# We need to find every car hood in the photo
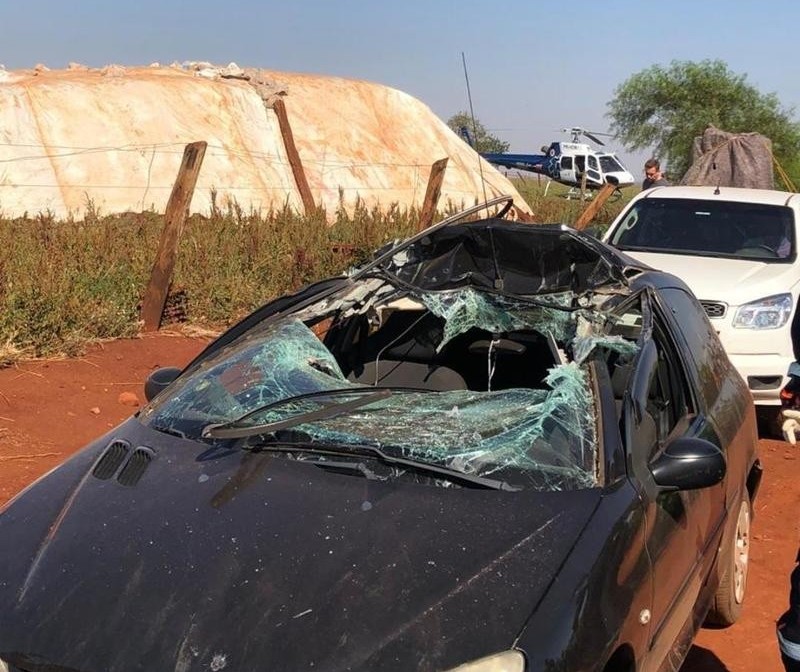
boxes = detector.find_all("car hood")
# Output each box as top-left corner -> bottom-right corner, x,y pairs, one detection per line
621,250 -> 799,304
0,419 -> 602,672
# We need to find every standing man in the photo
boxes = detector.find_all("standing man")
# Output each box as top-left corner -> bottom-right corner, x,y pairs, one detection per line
642,158 -> 670,190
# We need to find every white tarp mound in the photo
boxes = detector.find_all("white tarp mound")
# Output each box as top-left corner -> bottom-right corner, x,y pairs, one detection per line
0,63 -> 530,219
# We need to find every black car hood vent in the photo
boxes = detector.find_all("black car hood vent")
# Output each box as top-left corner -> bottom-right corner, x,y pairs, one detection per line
117,448 -> 154,486
91,440 -> 154,486
91,440 -> 130,480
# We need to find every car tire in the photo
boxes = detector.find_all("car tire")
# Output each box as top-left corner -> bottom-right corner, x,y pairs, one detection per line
706,497 -> 751,627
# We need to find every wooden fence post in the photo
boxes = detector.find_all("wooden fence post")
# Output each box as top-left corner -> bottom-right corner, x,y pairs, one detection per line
140,141 -> 207,332
573,182 -> 617,230
418,158 -> 448,231
272,97 -> 316,215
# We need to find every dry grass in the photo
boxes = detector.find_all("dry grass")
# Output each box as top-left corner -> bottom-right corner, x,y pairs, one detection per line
0,186 -> 631,365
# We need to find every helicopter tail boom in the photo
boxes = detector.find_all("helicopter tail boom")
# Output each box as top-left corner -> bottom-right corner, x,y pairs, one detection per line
480,153 -> 548,173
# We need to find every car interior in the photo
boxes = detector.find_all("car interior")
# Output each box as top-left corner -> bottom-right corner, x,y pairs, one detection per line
322,307 -> 561,394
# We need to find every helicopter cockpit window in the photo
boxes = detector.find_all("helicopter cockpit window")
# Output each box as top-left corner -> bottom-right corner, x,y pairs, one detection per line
599,155 -> 625,173
560,156 -> 574,170
588,155 -> 599,170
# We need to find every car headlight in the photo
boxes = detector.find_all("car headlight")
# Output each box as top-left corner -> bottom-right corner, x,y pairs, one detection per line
732,293 -> 793,329
444,650 -> 526,671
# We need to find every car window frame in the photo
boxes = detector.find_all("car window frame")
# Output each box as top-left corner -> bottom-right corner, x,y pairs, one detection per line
644,303 -> 697,456
620,289 -> 702,475
654,286 -> 730,411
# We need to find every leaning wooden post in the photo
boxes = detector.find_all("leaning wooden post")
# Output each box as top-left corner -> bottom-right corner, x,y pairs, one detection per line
140,141 -> 207,332
418,158 -> 449,231
272,97 -> 316,214
573,181 -> 617,230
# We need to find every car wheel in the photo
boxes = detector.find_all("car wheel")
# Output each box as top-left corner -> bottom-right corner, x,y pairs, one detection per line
706,497 -> 751,626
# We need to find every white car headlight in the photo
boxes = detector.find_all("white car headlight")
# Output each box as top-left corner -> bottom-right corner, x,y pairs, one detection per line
445,650 -> 526,671
732,293 -> 793,329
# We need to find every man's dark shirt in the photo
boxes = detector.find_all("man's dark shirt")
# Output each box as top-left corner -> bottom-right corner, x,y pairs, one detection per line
641,177 -> 670,190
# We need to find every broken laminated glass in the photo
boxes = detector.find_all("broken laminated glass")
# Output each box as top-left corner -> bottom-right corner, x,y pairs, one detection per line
242,371 -> 597,491
141,315 -> 612,492
420,289 -> 576,351
572,313 -> 640,365
141,318 -> 351,427
141,220 -> 638,492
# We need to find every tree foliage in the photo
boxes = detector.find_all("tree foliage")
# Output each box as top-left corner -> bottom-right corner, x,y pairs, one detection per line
447,112 -> 510,154
607,59 -> 800,180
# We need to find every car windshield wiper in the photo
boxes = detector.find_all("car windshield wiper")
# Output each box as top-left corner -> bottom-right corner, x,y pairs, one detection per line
202,386 -> 427,440
247,440 -> 521,491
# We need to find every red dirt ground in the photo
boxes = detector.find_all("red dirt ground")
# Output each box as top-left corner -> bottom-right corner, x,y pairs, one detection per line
1,333 -> 797,671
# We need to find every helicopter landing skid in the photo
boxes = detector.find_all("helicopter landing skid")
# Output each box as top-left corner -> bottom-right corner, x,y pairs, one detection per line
564,187 -> 592,201
563,186 -> 623,203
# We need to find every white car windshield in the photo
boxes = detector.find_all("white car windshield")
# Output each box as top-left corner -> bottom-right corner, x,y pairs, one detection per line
609,198 -> 795,261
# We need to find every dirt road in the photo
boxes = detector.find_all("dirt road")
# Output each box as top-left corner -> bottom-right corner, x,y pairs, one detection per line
0,333 -> 797,670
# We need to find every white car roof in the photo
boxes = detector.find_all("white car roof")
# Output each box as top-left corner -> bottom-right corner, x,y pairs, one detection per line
633,185 -> 800,207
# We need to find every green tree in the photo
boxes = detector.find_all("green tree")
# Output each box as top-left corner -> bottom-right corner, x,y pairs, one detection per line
447,112 -> 510,154
607,59 -> 800,181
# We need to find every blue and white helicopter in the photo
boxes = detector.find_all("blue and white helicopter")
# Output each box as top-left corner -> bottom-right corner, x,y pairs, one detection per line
463,126 -> 635,198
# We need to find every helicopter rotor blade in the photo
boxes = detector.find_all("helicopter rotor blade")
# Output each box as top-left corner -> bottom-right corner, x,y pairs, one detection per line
583,131 -> 605,146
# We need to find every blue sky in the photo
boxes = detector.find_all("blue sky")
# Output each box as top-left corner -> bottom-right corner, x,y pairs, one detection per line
4,0 -> 799,175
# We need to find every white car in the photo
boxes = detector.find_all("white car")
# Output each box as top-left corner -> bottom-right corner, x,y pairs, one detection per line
604,185 -> 800,406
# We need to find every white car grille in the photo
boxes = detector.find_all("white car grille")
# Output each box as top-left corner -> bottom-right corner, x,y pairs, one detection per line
700,301 -> 727,319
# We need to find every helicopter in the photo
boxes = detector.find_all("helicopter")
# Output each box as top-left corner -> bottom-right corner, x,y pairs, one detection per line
463,126 -> 636,199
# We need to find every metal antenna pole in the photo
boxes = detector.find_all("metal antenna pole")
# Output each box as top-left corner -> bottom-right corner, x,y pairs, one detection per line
462,52 -> 489,206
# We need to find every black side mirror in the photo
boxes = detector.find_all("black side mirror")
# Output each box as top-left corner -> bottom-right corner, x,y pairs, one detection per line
650,437 -> 726,491
144,366 -> 182,402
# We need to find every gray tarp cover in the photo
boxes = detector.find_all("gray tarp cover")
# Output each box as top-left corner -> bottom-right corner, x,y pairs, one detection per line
680,125 -> 774,189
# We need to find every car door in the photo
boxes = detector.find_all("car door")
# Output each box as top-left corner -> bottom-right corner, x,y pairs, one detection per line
587,154 -> 602,186
621,290 -> 726,669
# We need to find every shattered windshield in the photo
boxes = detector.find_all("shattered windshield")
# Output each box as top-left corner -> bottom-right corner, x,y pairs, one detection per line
140,220 -> 635,492
609,198 -> 796,261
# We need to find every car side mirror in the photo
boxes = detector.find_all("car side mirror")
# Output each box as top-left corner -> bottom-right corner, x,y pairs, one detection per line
650,437 -> 726,491
144,366 -> 182,402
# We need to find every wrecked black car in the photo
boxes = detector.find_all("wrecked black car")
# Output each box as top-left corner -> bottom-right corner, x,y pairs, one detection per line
0,198 -> 762,672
